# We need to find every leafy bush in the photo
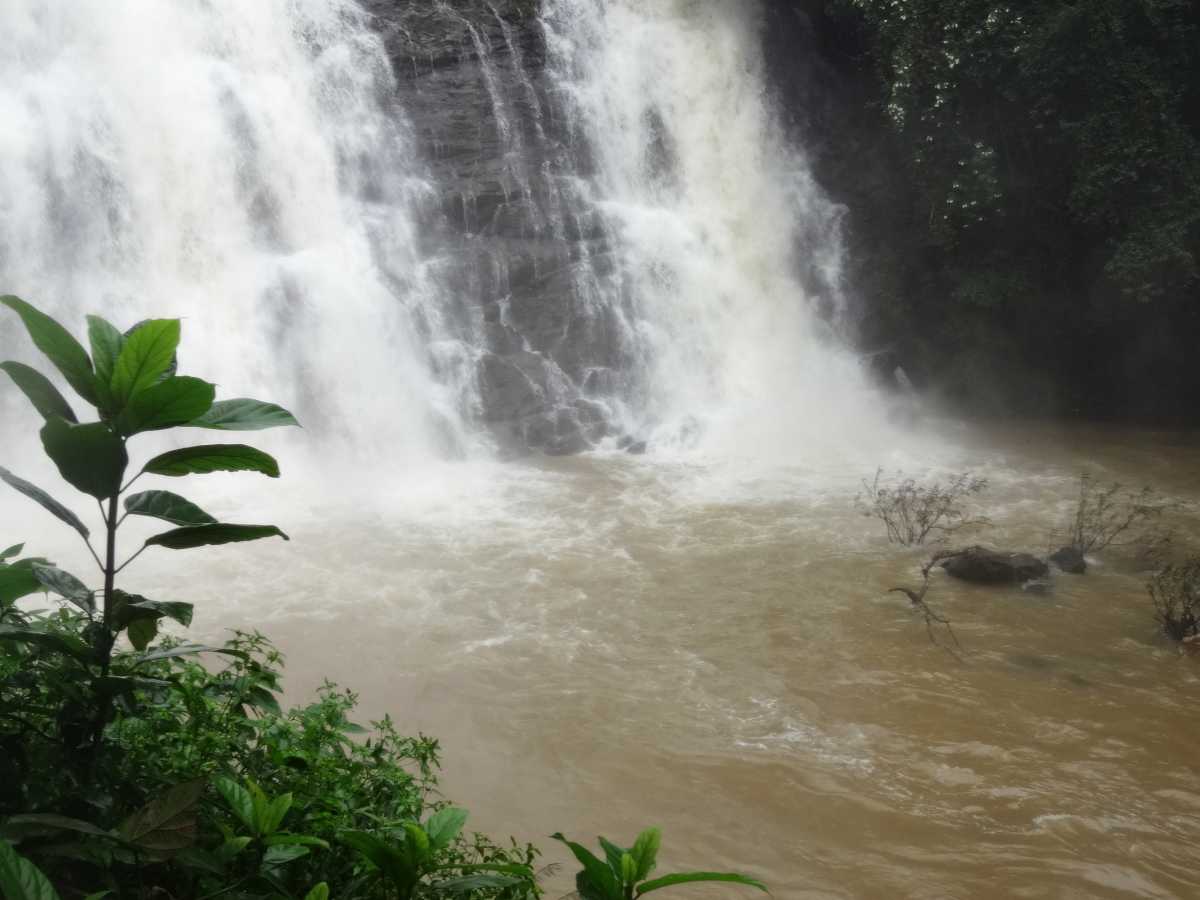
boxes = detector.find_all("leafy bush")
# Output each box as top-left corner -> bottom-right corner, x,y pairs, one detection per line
0,296 -> 765,898
857,469 -> 989,545
0,297 -> 539,897
551,829 -> 765,900
1148,558 -> 1200,642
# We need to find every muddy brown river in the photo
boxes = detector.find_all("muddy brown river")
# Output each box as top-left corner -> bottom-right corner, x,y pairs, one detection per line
18,420 -> 1200,899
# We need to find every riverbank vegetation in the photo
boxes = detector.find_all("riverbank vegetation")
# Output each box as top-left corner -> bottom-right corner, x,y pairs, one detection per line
768,0 -> 1200,422
0,297 -> 769,899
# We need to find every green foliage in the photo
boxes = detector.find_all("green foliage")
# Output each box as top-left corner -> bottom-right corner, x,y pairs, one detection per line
1,615 -> 539,898
0,295 -> 295,705
0,296 -> 762,899
814,1 -> 1200,417
0,839 -> 60,900
551,829 -> 766,900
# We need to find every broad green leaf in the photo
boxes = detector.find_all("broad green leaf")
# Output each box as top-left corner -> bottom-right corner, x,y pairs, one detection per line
31,563 -> 94,614
87,315 -> 124,384
175,848 -> 225,876
119,780 -> 204,852
303,884 -> 330,900
635,872 -> 769,897
215,778 -> 256,834
261,843 -> 309,869
0,466 -> 89,539
0,625 -> 94,664
144,524 -> 288,550
0,566 -> 43,606
264,834 -> 330,850
129,644 -> 237,665
0,543 -> 23,561
214,836 -> 252,864
126,616 -> 158,651
260,793 -> 293,837
39,419 -> 127,500
0,838 -> 61,900
93,675 -> 171,697
112,591 -> 194,629
244,685 -> 281,716
1,361 -> 77,423
141,444 -> 280,478
189,398 -> 300,431
116,376 -> 214,436
598,836 -> 628,879
2,814 -> 110,838
551,834 -> 621,900
403,822 -> 431,866
123,490 -> 216,527
631,827 -> 661,881
425,807 -> 468,852
621,853 -> 637,886
87,316 -> 124,413
0,295 -> 97,407
110,319 -> 179,407
433,874 -> 525,894
340,830 -> 410,885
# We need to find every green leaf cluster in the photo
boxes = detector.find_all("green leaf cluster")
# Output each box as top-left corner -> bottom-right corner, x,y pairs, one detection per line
552,829 -> 766,900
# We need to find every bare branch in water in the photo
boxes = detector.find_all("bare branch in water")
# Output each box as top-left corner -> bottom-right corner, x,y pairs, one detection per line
890,548 -> 968,661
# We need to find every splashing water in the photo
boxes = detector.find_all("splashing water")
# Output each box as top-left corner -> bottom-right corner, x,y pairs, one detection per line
0,0 -> 483,473
541,0 -> 896,461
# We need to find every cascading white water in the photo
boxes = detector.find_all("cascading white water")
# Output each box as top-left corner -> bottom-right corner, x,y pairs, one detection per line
1,0 -> 902,486
542,0 -> 896,460
0,0 -> 481,469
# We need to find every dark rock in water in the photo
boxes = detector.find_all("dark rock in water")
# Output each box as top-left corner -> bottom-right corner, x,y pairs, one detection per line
940,546 -> 1050,584
1049,545 -> 1087,574
1022,579 -> 1053,595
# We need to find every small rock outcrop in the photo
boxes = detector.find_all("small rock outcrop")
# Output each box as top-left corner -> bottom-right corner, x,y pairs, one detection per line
1049,545 -> 1087,574
939,546 -> 1050,584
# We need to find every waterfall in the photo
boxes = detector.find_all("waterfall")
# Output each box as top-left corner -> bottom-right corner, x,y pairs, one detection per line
541,0 -> 891,458
0,0 -> 481,467
1,0 -> 894,478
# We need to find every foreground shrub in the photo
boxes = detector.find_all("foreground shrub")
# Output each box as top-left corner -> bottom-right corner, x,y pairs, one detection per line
552,828 -> 766,900
0,297 -> 765,898
0,297 -> 538,897
857,469 -> 989,545
1149,558 -> 1200,642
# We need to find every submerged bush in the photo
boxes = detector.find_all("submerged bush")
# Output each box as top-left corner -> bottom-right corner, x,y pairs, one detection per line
1148,558 -> 1200,642
1060,473 -> 1174,562
857,469 -> 989,545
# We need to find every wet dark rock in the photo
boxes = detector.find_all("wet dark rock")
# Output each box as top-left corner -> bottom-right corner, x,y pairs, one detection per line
365,0 -> 627,454
1049,545 -> 1087,574
940,546 -> 1050,584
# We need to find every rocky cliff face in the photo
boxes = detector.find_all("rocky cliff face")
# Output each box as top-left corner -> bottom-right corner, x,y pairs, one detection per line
363,0 -> 628,455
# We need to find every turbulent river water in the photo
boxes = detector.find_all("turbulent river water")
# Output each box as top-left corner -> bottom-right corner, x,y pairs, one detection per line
2,1 -> 1200,897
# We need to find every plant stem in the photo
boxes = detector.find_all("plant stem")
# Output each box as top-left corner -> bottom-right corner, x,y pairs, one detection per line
102,491 -> 118,665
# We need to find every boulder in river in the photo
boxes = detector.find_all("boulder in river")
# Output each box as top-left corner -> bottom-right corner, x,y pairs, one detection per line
1049,545 -> 1087,574
940,546 -> 1050,584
